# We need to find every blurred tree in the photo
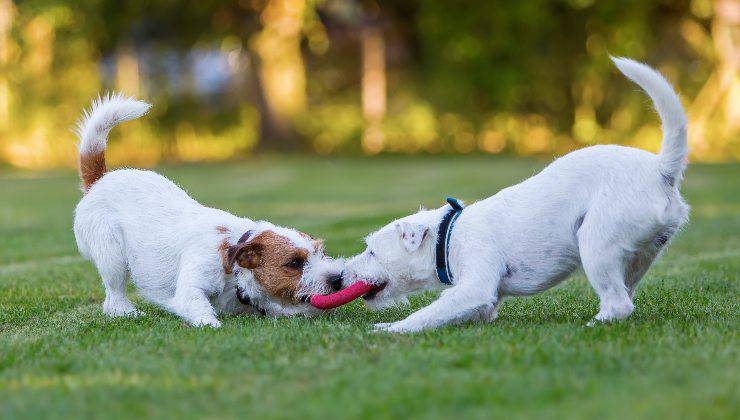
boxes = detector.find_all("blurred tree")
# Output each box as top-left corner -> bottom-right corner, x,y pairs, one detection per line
360,1 -> 387,154
251,0 -> 308,151
319,0 -> 388,153
0,0 -> 12,131
0,0 -> 737,167
685,0 -> 739,161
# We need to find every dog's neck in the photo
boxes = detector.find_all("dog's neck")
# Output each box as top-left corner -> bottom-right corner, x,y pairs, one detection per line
411,205 -> 457,287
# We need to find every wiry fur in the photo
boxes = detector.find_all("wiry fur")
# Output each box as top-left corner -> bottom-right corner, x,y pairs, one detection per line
343,57 -> 690,333
75,93 -> 151,191
612,57 -> 688,186
73,94 -> 343,327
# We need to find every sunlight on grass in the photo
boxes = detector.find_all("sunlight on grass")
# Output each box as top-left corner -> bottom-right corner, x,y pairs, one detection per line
0,157 -> 737,419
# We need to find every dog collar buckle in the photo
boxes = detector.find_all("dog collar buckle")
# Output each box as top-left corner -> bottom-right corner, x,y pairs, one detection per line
435,197 -> 463,285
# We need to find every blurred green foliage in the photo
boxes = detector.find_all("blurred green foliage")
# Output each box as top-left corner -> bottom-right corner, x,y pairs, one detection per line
0,0 -> 737,168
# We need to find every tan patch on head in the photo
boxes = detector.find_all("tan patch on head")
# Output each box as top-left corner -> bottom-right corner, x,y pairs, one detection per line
224,231 -> 310,302
218,238 -> 233,274
300,232 -> 325,254
216,226 -> 232,273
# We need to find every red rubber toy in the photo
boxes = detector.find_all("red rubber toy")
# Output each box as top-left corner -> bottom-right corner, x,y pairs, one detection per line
309,281 -> 376,310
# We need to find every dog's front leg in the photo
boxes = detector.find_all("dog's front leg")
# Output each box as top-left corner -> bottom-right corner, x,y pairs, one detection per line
168,286 -> 221,328
374,260 -> 501,333
374,285 -> 495,333
167,257 -> 222,328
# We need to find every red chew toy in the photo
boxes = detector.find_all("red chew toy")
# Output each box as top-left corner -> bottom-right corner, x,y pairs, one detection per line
309,281 -> 376,310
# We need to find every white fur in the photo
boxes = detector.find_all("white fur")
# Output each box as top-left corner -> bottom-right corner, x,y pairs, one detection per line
73,95 -> 342,327
344,57 -> 690,333
611,57 -> 688,185
75,92 -> 152,154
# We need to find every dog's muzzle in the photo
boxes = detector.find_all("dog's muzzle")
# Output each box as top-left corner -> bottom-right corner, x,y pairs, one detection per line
327,273 -> 344,291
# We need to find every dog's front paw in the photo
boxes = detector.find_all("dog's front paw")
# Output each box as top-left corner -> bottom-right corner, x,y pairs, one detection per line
193,317 -> 222,328
371,322 -> 394,333
103,304 -> 144,318
371,320 -> 420,334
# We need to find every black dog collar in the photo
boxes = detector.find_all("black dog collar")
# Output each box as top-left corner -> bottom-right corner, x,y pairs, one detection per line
435,197 -> 463,285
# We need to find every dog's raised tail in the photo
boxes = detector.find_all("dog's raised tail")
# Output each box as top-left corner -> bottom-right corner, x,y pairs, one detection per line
75,93 -> 151,192
611,56 -> 688,186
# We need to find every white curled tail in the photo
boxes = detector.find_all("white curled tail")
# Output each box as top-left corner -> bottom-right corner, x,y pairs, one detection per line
611,56 -> 688,186
74,93 -> 151,191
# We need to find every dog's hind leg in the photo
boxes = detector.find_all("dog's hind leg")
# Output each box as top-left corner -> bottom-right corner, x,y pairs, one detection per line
82,221 -> 140,317
624,227 -> 676,298
99,260 -> 140,317
577,219 -> 635,325
624,249 -> 657,299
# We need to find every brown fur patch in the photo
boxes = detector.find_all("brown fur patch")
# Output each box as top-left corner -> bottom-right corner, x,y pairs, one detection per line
79,150 -> 107,191
311,239 -> 325,253
223,231 -> 310,302
248,231 -> 307,301
218,238 -> 233,274
216,227 -> 232,273
300,232 -> 325,254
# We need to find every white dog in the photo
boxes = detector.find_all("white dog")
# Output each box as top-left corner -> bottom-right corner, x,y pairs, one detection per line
73,94 -> 344,327
342,58 -> 690,333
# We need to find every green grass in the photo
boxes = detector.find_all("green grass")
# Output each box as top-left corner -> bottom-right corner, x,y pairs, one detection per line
0,156 -> 738,419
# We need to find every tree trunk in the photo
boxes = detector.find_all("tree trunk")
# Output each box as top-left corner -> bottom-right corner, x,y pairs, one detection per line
361,22 -> 386,154
251,0 -> 307,152
0,0 -> 13,130
115,42 -> 140,96
248,51 -> 302,152
686,0 -> 740,159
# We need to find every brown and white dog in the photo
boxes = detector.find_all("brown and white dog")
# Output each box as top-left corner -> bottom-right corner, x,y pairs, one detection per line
72,94 -> 344,327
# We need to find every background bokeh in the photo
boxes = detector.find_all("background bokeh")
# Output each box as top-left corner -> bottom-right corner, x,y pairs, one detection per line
0,0 -> 738,169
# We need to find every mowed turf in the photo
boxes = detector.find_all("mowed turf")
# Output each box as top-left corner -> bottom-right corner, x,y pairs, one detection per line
0,156 -> 737,419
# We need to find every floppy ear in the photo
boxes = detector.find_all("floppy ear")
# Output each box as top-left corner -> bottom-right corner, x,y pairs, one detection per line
226,243 -> 263,270
311,238 -> 325,253
395,221 -> 429,252
299,232 -> 325,253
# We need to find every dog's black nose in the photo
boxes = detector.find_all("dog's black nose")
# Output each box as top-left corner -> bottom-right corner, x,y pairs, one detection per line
327,273 -> 343,291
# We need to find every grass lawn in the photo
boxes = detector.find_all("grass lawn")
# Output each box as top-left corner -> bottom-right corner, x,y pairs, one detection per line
0,156 -> 738,419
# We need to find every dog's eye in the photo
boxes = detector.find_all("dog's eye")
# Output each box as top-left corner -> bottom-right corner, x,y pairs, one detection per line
285,257 -> 305,270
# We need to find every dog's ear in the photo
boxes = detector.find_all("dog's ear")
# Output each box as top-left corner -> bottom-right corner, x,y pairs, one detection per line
227,243 -> 263,269
395,221 -> 429,252
312,238 -> 325,253
299,232 -> 325,254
